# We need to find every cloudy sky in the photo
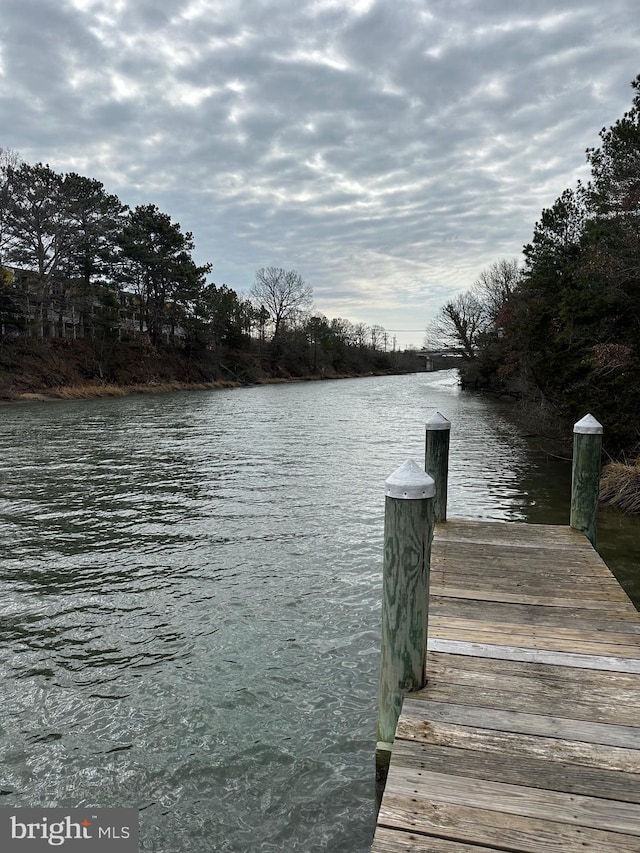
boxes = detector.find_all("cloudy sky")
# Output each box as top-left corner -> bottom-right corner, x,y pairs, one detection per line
1,1 -> 639,348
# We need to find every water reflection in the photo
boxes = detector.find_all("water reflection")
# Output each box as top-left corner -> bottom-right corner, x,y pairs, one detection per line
0,371 -> 637,853
491,402 -> 640,606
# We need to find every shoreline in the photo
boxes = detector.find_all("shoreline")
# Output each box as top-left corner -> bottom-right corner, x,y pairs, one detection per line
0,379 -> 240,404
0,370 -> 399,404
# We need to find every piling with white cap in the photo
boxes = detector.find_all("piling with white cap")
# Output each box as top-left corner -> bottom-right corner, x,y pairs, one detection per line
425,411 -> 451,522
376,460 -> 435,783
570,413 -> 603,547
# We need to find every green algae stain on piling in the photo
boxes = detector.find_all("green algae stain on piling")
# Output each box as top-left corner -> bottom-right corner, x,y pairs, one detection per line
570,413 -> 603,548
376,460 -> 435,775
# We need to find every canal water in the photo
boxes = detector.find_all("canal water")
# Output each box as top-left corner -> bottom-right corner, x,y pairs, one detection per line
0,371 -> 638,852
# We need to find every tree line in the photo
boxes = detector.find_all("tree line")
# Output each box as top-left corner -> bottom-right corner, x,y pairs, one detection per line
0,154 -> 417,379
431,74 -> 640,452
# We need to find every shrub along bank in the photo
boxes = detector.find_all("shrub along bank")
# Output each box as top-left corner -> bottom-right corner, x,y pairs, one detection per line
0,336 -> 422,401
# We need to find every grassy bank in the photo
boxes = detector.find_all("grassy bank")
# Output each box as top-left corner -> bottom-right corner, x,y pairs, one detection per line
0,337 -> 407,404
600,461 -> 640,514
2,373 -> 394,403
2,379 -> 241,402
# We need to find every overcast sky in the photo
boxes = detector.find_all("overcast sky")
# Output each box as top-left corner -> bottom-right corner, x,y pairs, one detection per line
1,1 -> 639,348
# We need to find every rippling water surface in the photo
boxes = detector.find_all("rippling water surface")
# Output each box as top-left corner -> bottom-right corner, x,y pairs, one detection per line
0,371 -> 637,851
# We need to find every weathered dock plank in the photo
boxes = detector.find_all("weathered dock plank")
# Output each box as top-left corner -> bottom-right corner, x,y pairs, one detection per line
428,584 -> 638,610
430,598 -> 640,633
378,791 -> 640,853
372,520 -> 640,853
389,737 -> 640,803
400,696 -> 640,748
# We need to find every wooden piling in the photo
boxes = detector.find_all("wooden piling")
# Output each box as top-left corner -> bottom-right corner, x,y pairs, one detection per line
376,460 -> 435,786
372,517 -> 640,852
425,411 -> 451,522
570,413 -> 603,547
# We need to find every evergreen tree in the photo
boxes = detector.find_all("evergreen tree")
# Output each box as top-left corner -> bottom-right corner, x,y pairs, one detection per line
450,76 -> 640,449
118,205 -> 210,345
1,162 -> 74,337
62,172 -> 127,286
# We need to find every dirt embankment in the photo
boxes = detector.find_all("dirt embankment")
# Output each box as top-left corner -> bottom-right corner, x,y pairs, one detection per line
0,337 -> 261,401
0,337 -> 388,402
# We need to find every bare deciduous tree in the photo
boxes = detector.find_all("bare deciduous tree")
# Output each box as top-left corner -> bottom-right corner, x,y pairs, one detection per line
427,291 -> 486,360
475,258 -> 521,325
370,324 -> 386,351
250,267 -> 312,342
426,258 -> 521,358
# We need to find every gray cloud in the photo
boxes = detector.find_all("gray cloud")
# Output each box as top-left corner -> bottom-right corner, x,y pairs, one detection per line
1,0 -> 639,346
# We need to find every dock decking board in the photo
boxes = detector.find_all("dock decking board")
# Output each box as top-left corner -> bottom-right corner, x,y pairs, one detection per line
372,520 -> 640,852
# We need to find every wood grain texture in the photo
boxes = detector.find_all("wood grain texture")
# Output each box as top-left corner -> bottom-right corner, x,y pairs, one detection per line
382,768 -> 640,833
394,718 -> 640,773
570,429 -> 602,546
378,792 -> 640,853
371,826 -> 510,853
425,424 -> 450,522
425,649 -> 640,691
427,638 -> 640,672
372,518 -> 640,852
400,697 -> 640,748
429,597 -> 640,633
429,584 -> 638,611
389,737 -> 640,802
377,495 -> 433,747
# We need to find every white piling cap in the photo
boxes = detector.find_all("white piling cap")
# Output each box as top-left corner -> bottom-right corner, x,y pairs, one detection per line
385,460 -> 435,500
574,413 -> 603,435
426,411 -> 451,431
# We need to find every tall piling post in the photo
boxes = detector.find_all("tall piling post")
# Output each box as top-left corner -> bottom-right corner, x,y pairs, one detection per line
376,460 -> 435,791
570,414 -> 603,547
425,411 -> 451,522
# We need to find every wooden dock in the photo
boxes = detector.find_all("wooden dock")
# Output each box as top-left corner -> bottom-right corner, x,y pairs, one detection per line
372,519 -> 640,853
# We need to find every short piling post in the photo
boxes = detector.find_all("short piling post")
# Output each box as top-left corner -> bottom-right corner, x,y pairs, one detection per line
425,411 -> 451,522
376,460 -> 435,790
570,414 -> 603,547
